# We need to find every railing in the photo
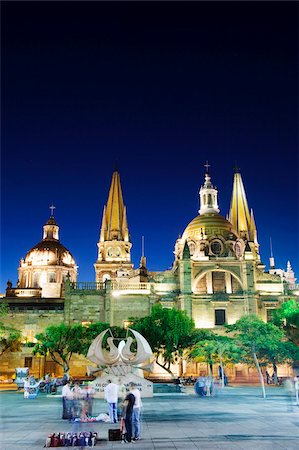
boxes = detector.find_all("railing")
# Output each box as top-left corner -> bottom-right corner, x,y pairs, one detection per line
71,282 -> 104,291
8,288 -> 42,298
111,282 -> 150,291
288,284 -> 299,291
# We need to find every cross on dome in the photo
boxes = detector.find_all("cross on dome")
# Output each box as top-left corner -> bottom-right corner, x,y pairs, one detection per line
204,161 -> 210,173
49,204 -> 56,217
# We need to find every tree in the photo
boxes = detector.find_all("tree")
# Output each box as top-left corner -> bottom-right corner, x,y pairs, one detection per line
0,300 -> 23,357
130,303 -> 195,377
260,340 -> 299,385
0,301 -> 9,317
189,333 -> 239,387
226,314 -> 286,398
33,323 -> 85,376
79,321 -> 111,356
272,299 -> 299,345
32,321 -> 124,375
0,323 -> 22,357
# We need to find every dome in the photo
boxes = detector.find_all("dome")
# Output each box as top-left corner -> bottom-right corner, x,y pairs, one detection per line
182,213 -> 238,241
22,215 -> 76,268
17,214 -> 77,294
24,239 -> 76,267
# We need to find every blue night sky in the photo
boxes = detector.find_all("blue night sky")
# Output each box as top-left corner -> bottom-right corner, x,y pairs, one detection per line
1,1 -> 298,293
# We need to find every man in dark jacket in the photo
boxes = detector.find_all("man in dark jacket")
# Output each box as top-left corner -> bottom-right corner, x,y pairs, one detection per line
123,391 -> 135,443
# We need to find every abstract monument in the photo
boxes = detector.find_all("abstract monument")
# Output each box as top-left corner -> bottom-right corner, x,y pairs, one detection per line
87,328 -> 154,397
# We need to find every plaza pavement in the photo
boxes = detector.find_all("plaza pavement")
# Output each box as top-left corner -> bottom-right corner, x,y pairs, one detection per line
0,385 -> 298,450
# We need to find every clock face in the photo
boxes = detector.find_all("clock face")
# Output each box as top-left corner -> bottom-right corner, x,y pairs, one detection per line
108,247 -> 121,257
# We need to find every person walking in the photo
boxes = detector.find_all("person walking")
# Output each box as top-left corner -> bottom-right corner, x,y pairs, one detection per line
129,382 -> 142,441
104,379 -> 119,423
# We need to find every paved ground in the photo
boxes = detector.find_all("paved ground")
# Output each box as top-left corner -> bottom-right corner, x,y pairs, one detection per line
0,386 -> 298,449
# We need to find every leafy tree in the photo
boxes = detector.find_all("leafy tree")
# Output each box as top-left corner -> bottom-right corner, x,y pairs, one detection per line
0,323 -> 22,357
259,340 -> 299,385
0,301 -> 9,317
189,333 -> 240,387
33,322 -> 125,375
130,303 -> 195,377
272,299 -> 299,345
226,314 -> 286,398
0,300 -> 23,356
33,323 -> 85,376
79,322 -> 110,356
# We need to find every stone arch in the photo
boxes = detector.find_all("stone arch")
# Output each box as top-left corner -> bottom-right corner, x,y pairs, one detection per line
192,268 -> 243,294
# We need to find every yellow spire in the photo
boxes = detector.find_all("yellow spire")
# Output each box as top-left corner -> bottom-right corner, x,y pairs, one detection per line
100,171 -> 129,242
228,170 -> 256,241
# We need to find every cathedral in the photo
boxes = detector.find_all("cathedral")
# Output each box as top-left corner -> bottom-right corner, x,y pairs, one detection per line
1,167 -> 298,381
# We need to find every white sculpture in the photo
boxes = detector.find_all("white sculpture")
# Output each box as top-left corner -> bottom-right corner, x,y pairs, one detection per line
87,328 -> 153,368
87,328 -> 154,397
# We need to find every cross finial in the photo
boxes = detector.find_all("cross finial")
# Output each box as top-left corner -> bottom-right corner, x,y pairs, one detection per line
204,160 -> 210,173
49,204 -> 56,217
114,160 -> 119,172
234,161 -> 240,173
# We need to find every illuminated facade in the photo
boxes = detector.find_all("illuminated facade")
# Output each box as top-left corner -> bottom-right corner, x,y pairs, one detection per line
2,168 -> 298,380
8,216 -> 77,299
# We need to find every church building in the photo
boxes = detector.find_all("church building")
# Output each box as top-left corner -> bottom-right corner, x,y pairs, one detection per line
1,166 -> 298,380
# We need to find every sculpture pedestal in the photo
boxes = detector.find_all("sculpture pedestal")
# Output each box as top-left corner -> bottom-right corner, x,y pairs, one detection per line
90,364 -> 153,398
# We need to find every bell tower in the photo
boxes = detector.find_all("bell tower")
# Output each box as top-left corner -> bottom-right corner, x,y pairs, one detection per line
94,171 -> 133,282
199,162 -> 220,215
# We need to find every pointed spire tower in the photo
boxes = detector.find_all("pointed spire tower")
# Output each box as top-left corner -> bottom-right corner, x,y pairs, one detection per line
228,167 -> 258,245
94,170 -> 133,283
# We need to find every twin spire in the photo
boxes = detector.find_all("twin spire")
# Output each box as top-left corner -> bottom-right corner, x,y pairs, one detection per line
98,165 -> 258,272
100,171 -> 129,242
228,169 -> 257,243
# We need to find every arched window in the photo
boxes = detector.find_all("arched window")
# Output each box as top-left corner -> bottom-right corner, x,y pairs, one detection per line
33,272 -> 40,288
48,272 -> 56,283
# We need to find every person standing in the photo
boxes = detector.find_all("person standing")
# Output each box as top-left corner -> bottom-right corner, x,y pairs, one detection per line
294,376 -> 299,406
117,377 -> 127,421
62,381 -> 74,421
122,389 -> 135,443
129,382 -> 142,441
23,377 -> 30,398
71,381 -> 82,419
82,383 -> 95,417
104,379 -> 119,423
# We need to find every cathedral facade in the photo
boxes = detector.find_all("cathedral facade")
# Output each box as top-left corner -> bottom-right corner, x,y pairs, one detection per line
2,168 -> 298,380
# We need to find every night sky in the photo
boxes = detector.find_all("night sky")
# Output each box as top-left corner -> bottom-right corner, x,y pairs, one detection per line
1,1 -> 298,293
